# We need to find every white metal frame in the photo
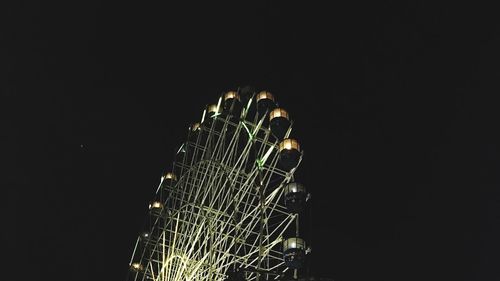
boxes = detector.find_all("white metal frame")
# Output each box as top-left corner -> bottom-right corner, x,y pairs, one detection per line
128,94 -> 303,281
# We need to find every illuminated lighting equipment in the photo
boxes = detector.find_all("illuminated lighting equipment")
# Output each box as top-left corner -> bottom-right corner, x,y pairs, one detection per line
269,108 -> 291,140
205,103 -> 223,130
283,237 -> 306,269
207,104 -> 220,117
190,122 -> 201,132
224,91 -> 240,101
256,91 -> 275,102
162,172 -> 177,182
279,138 -> 301,152
140,232 -> 150,240
223,91 -> 242,117
160,172 -> 177,192
269,108 -> 289,120
126,88 -> 311,281
148,201 -> 163,213
256,90 -> 276,117
130,262 -> 144,272
279,138 -> 302,172
189,123 -> 202,143
284,182 -> 307,213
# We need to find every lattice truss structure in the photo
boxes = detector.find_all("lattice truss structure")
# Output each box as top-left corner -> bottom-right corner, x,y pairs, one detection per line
128,92 -> 303,281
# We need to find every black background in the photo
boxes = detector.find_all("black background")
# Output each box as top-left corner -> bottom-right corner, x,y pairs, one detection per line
4,1 -> 500,281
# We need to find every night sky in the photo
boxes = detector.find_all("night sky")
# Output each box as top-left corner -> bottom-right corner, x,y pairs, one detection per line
5,2 -> 500,281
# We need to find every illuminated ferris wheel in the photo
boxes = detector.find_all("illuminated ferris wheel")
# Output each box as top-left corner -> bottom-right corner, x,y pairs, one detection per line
127,88 -> 311,281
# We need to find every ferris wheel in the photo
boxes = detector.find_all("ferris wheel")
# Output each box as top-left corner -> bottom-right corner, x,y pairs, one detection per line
127,88 -> 311,281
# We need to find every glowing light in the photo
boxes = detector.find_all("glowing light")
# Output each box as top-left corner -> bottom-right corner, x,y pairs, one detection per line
270,108 -> 289,121
162,172 -> 177,181
207,104 -> 219,114
224,91 -> 240,101
285,182 -> 305,194
284,237 -> 305,250
256,91 -> 274,102
190,122 -> 200,131
131,262 -> 144,271
279,138 -> 301,152
149,201 -> 163,210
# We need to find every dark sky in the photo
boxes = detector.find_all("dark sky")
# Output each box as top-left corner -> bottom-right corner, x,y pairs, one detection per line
4,2 -> 500,281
